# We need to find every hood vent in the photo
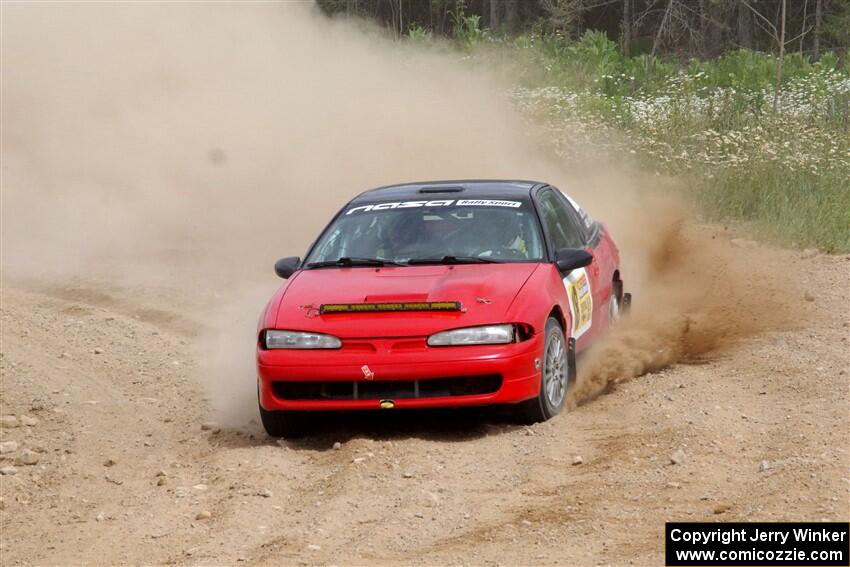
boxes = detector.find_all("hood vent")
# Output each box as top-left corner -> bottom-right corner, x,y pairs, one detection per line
418,186 -> 465,194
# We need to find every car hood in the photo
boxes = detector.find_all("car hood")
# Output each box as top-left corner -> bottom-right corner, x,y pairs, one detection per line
275,263 -> 540,338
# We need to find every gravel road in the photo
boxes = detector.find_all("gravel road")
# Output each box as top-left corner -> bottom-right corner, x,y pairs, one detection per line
1,243 -> 847,566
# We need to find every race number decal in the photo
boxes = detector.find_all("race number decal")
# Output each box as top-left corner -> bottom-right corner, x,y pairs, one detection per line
563,268 -> 593,338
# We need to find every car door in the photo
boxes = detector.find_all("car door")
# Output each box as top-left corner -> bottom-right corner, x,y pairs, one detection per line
535,188 -> 599,349
553,190 -> 615,334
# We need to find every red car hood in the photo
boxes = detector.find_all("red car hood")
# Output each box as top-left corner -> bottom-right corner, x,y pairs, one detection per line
275,263 -> 540,338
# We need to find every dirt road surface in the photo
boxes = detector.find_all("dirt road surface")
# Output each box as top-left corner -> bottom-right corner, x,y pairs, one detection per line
1,245 -> 848,566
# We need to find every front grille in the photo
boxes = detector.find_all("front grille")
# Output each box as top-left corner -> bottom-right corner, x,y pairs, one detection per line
272,375 -> 502,401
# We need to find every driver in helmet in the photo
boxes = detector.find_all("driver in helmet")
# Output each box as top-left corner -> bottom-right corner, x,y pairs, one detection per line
380,211 -> 427,260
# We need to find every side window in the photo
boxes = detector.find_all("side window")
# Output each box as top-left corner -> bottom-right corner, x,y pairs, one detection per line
557,191 -> 595,241
536,190 -> 585,251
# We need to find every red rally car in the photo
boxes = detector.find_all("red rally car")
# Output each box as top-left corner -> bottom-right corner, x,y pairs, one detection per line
257,180 -> 629,437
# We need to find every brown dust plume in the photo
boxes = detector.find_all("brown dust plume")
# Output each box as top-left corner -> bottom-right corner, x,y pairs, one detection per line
1,3 -> 795,424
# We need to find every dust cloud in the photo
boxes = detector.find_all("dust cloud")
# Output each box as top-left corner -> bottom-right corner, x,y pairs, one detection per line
1,3 -> 794,424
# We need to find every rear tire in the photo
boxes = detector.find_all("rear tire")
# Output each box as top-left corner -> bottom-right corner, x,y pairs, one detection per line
258,396 -> 311,438
609,279 -> 624,324
622,292 -> 632,315
514,317 -> 574,424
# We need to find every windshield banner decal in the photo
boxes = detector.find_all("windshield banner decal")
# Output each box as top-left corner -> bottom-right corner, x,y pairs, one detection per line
345,200 -> 522,215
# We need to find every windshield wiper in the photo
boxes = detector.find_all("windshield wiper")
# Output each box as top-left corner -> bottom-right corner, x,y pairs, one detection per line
305,257 -> 405,269
407,255 -> 502,265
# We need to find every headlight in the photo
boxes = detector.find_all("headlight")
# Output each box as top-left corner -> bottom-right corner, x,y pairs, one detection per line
263,330 -> 342,349
427,324 -> 515,346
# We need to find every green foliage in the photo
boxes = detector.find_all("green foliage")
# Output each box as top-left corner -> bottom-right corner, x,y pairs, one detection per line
517,37 -> 842,98
822,1 -> 850,48
517,31 -> 623,91
619,55 -> 675,94
451,0 -> 488,47
571,31 -> 621,75
687,50 -> 779,91
407,23 -> 432,42
505,34 -> 850,251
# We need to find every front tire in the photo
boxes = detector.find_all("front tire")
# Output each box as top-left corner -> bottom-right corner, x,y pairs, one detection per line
258,394 -> 311,438
514,317 -> 574,424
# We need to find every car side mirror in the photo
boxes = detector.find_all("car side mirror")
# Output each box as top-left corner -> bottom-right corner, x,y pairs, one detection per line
274,256 -> 301,279
555,248 -> 593,273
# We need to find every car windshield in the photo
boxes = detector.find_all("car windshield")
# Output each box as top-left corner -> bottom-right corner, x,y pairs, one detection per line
305,201 -> 545,265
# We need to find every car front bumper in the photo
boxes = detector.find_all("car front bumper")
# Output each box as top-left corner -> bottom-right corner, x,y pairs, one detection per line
257,333 -> 543,411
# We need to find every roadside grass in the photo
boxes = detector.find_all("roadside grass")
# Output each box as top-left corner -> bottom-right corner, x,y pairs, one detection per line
700,165 -> 850,252
450,27 -> 850,252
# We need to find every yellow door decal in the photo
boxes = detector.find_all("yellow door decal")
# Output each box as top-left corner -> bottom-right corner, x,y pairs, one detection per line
563,268 -> 593,338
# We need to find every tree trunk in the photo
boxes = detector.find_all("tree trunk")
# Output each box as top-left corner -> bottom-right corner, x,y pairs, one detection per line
505,0 -> 517,35
652,0 -> 674,57
572,0 -> 583,40
700,0 -> 722,58
490,0 -> 500,30
773,0 -> 786,113
623,0 -> 631,57
387,0 -> 398,37
813,0 -> 822,58
737,2 -> 752,49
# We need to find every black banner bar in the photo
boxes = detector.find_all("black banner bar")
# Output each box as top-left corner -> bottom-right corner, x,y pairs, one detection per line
666,522 -> 849,566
